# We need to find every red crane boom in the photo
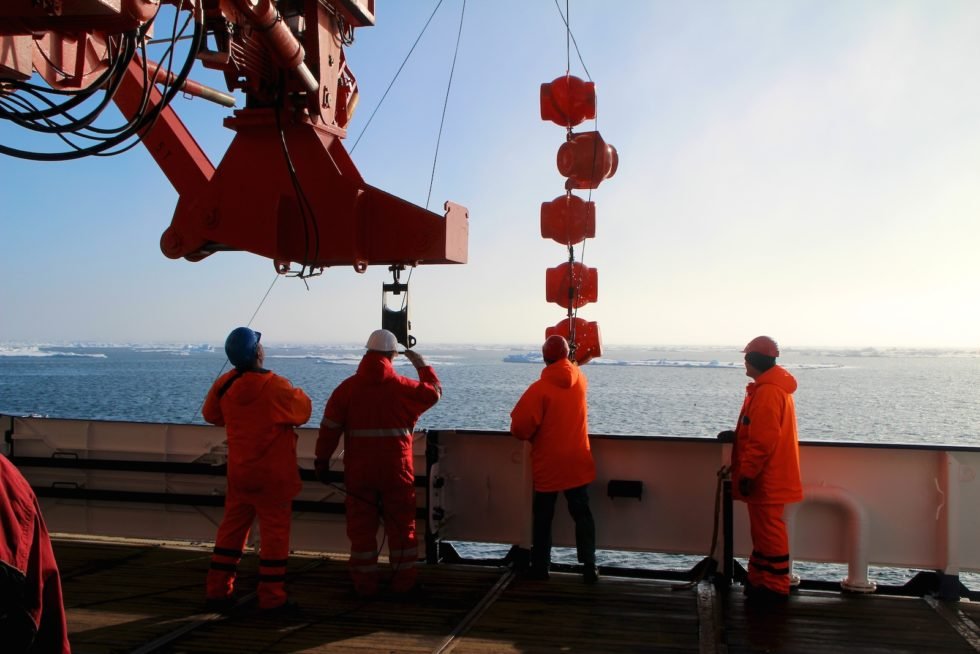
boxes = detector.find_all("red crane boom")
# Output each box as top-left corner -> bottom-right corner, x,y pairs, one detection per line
0,0 -> 468,274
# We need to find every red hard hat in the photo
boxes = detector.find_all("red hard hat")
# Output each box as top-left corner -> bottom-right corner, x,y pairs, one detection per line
742,335 -> 779,358
542,335 -> 570,363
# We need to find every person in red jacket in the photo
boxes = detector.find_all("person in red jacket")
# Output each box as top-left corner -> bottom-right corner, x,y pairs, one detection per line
719,335 -> 803,604
202,327 -> 312,612
315,329 -> 441,598
510,335 -> 598,584
0,454 -> 70,653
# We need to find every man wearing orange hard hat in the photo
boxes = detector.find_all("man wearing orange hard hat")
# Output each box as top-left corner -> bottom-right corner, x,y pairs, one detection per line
510,335 -> 598,584
718,335 -> 803,605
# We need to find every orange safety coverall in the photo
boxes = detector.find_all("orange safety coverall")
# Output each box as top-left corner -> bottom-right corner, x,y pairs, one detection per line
202,369 -> 312,609
0,454 -> 70,653
510,358 -> 595,492
315,353 -> 441,596
730,364 -> 803,595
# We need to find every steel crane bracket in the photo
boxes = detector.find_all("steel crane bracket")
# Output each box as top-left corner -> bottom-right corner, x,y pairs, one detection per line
159,110 -> 469,269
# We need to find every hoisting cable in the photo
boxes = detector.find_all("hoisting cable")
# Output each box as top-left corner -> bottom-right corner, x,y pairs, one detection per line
350,0 -> 447,154
425,0 -> 467,211
553,0 -> 601,358
552,0 -> 593,81
190,274 -> 281,422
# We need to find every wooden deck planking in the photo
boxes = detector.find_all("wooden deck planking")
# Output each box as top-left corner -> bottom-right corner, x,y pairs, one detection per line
724,590 -> 980,654
451,574 -> 701,653
53,538 -> 980,653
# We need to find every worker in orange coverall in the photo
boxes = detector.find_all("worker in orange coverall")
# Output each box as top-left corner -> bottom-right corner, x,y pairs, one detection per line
718,335 -> 803,604
510,335 -> 598,584
0,454 -> 70,653
314,329 -> 441,598
202,327 -> 312,612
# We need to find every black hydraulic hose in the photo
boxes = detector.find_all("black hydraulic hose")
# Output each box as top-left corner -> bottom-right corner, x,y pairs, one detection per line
1,35 -> 135,136
0,9 -> 203,161
0,39 -> 122,122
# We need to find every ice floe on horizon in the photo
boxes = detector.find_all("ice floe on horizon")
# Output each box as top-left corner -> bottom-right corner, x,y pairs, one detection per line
503,353 -> 841,370
0,345 -> 107,358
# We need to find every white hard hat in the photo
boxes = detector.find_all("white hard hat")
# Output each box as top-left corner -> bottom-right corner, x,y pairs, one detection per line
366,329 -> 399,352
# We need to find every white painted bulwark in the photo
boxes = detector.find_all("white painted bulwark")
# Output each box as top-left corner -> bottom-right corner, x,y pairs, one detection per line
6,416 -> 980,578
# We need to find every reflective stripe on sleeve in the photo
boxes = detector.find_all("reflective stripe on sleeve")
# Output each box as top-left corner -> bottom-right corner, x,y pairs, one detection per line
321,417 -> 342,429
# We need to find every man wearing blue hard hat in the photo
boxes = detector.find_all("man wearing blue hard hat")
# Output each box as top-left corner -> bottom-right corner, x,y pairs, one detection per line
202,327 -> 312,613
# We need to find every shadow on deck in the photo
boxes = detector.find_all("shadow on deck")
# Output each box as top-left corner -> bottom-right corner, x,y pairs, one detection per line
55,537 -> 980,653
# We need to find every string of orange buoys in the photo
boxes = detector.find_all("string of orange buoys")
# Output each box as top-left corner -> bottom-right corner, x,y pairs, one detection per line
538,61 -> 618,364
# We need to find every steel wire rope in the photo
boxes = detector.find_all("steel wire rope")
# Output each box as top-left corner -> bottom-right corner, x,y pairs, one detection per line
553,0 -> 601,358
349,0 -> 446,154
190,274 -> 281,422
424,0 -> 466,211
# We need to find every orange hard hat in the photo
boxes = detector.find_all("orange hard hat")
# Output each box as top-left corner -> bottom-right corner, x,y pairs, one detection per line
742,335 -> 779,358
542,335 -> 570,363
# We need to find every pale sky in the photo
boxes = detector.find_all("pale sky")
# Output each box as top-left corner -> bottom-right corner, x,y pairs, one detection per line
2,1 -> 979,348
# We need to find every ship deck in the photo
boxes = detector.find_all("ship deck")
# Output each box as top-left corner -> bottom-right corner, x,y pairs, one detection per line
56,536 -> 980,654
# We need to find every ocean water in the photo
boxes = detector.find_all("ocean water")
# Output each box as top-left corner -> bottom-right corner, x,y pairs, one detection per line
2,343 -> 979,589
1,343 -> 978,445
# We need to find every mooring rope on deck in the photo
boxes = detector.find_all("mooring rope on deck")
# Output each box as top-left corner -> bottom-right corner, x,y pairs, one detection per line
432,568 -> 516,654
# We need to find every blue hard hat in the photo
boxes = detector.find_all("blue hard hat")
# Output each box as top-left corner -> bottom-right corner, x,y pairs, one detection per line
225,327 -> 261,369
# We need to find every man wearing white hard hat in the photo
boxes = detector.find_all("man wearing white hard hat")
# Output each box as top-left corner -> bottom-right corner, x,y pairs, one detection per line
314,329 -> 441,598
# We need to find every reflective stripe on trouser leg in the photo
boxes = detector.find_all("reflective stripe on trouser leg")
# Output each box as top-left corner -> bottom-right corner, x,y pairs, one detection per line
384,482 -> 419,592
747,502 -> 791,594
255,500 -> 292,609
346,488 -> 380,596
207,496 -> 255,600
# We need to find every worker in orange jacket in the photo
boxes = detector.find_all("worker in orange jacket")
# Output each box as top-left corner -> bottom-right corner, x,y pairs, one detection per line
0,454 -> 70,653
202,327 -> 312,612
315,329 -> 441,598
510,335 -> 598,584
719,335 -> 803,604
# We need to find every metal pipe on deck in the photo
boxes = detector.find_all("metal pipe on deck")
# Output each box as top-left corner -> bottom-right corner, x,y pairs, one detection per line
786,485 -> 877,593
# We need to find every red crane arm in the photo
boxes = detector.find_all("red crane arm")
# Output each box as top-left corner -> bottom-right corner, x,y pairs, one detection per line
0,0 -> 468,273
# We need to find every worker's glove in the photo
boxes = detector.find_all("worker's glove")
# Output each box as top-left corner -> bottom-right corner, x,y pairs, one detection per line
403,349 -> 427,369
314,459 -> 331,485
738,476 -> 755,497
716,430 -> 736,442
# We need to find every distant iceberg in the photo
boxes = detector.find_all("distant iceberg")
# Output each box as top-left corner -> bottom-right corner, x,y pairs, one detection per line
502,353 -> 840,370
502,353 -> 737,367
0,345 -> 107,358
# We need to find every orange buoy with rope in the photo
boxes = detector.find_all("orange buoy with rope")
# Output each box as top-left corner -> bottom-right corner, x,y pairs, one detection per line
537,4 -> 616,365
